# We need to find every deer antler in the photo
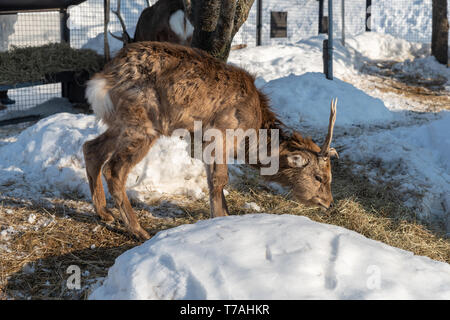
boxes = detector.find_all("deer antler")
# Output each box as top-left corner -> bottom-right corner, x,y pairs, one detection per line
109,0 -> 132,45
320,98 -> 338,157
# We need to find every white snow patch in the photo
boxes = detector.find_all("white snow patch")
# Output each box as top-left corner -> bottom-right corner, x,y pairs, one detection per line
344,32 -> 430,61
262,72 -> 394,129
90,214 -> 450,300
82,27 -> 136,56
0,113 -> 207,202
341,111 -> 450,221
243,202 -> 261,212
27,214 -> 37,224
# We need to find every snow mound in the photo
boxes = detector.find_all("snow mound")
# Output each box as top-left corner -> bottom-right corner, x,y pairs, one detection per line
341,111 -> 450,221
345,32 -> 429,61
372,0 -> 432,44
229,33 -> 430,85
263,72 -> 394,129
89,214 -> 450,300
0,113 -> 207,201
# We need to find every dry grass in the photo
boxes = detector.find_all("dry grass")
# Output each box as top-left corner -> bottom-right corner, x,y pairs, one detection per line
0,43 -> 104,86
360,60 -> 450,112
1,159 -> 449,300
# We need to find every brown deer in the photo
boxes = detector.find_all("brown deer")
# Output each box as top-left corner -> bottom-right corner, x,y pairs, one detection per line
111,0 -> 193,46
83,41 -> 338,240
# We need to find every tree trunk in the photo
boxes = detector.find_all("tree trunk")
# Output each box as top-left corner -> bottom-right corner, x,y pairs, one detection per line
432,0 -> 449,65
184,0 -> 255,61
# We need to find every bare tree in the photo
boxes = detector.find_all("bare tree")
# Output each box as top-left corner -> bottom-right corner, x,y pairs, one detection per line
183,0 -> 255,61
110,0 -> 132,45
432,0 -> 449,65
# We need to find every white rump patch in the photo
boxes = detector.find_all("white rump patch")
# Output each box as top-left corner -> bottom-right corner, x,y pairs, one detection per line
85,77 -> 114,120
169,9 -> 194,41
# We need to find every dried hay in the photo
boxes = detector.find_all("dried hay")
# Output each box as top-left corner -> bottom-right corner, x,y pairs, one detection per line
1,160 -> 449,299
0,43 -> 104,86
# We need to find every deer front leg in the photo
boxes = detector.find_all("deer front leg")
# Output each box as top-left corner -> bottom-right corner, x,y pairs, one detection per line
205,163 -> 230,218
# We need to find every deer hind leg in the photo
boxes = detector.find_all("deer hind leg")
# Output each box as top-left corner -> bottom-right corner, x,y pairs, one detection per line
83,129 -> 118,222
205,163 -> 230,218
102,129 -> 157,240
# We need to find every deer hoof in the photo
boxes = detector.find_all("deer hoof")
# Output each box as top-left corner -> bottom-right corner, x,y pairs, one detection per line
134,228 -> 150,241
98,208 -> 115,223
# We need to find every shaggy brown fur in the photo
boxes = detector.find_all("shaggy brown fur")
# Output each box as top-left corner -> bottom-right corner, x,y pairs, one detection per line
83,41 -> 338,240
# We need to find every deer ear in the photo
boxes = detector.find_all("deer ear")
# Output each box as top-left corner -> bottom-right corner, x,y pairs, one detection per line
287,154 -> 309,168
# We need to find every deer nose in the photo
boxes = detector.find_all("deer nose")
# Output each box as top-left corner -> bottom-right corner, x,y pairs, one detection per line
328,202 -> 334,209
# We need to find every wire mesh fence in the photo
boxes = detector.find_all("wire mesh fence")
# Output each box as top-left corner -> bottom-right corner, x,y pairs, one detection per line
69,0 -> 149,49
0,0 -> 447,124
0,11 -> 63,117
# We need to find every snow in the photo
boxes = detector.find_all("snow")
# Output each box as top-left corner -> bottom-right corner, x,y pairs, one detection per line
243,202 -> 261,212
0,113 -> 207,203
344,32 -> 430,61
0,97 -> 78,122
90,214 -> 450,300
261,72 -> 394,129
372,0 -> 432,43
230,33 -> 430,82
341,111 -> 450,222
82,27 -> 136,56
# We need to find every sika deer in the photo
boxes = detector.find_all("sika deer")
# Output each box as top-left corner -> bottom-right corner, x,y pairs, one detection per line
111,0 -> 193,47
83,41 -> 338,240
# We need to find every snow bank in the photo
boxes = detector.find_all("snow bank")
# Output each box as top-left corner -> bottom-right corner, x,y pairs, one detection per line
0,113 -> 207,202
372,0 -> 432,43
90,214 -> 450,300
262,72 -> 394,129
344,32 -> 430,61
230,32 -> 430,84
341,111 -> 450,222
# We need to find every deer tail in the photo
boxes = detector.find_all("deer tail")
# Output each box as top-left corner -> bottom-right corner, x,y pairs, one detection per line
85,76 -> 114,121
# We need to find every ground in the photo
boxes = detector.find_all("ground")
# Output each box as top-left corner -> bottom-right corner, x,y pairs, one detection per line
0,33 -> 449,299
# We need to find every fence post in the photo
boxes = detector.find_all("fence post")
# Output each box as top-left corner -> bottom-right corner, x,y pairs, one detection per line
326,0 -> 333,79
60,8 -> 70,99
318,0 -> 324,33
366,0 -> 371,31
341,0 -> 345,46
60,8 -> 70,44
256,0 -> 262,46
104,0 -> 111,61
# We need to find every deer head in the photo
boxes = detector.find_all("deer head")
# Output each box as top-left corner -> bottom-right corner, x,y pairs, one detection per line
275,99 -> 339,209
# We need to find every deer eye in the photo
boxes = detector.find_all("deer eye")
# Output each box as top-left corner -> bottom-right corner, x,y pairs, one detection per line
315,175 -> 323,183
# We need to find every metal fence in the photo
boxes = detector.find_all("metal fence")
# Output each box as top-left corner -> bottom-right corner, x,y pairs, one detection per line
0,0 -> 447,124
0,11 -> 63,117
